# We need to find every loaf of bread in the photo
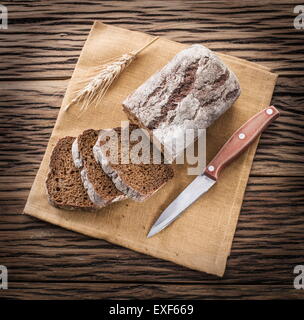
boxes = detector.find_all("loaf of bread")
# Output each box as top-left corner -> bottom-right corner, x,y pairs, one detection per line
46,136 -> 97,210
93,125 -> 174,201
123,44 -> 241,160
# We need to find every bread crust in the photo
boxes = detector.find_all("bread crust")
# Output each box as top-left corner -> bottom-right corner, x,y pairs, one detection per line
123,44 -> 241,160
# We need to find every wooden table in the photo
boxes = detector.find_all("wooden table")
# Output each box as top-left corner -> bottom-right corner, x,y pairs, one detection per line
1,0 -> 303,299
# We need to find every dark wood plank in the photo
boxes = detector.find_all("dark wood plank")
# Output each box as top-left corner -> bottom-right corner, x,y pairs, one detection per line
0,1 -> 303,79
1,175 -> 303,284
2,282 -> 303,299
0,80 -> 302,177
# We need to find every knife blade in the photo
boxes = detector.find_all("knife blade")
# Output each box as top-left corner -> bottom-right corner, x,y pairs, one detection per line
147,106 -> 280,238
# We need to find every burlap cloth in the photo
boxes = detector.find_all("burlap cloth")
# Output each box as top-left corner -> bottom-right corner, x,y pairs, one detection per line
24,22 -> 277,276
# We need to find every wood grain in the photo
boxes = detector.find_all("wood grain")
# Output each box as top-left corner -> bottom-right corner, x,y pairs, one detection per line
0,1 -> 303,79
3,283 -> 303,300
0,0 -> 303,299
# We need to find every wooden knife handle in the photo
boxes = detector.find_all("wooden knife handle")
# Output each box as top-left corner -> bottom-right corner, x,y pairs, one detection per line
204,106 -> 280,181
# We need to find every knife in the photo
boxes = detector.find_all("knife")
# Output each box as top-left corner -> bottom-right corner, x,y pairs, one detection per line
147,106 -> 280,238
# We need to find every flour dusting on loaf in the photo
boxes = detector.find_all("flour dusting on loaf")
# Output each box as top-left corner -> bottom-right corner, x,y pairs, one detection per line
123,44 -> 241,160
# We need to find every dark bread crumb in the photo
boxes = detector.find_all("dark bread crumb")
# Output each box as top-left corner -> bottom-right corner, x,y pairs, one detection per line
46,136 -> 96,210
77,129 -> 126,203
96,125 -> 174,201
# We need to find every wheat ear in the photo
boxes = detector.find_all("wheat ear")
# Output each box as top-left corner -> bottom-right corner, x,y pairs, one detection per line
64,36 -> 159,113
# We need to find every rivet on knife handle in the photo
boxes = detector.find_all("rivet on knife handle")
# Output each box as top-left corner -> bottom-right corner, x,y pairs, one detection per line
204,106 -> 280,181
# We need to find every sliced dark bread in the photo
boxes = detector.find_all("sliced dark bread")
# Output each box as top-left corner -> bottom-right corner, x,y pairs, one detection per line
72,129 -> 127,207
46,136 -> 96,210
93,125 -> 174,201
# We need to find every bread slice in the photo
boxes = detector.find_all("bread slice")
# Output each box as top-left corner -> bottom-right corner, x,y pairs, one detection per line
46,136 -> 97,210
93,125 -> 174,201
72,129 -> 127,206
123,44 -> 241,160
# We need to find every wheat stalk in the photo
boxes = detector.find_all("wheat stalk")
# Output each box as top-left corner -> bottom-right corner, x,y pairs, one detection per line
64,36 -> 159,113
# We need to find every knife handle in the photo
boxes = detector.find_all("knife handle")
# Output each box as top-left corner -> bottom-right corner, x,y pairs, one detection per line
204,106 -> 280,181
